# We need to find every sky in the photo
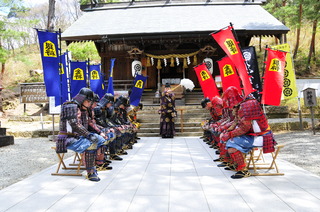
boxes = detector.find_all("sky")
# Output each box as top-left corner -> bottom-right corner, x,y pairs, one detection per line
0,0 -> 46,15
23,0 -> 47,7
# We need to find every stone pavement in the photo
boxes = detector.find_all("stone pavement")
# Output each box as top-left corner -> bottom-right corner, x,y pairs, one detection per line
1,137 -> 320,212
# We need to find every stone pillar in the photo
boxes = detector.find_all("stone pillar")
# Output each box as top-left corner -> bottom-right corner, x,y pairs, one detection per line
0,127 -> 14,147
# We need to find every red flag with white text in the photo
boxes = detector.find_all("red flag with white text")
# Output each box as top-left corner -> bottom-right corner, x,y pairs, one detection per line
261,48 -> 287,106
193,63 -> 220,99
211,26 -> 254,96
217,56 -> 242,92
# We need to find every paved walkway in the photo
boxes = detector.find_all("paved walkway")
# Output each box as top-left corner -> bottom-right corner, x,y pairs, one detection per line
1,137 -> 320,212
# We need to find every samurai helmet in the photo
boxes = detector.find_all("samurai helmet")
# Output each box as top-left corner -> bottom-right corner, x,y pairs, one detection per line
114,95 -> 129,108
73,87 -> 94,106
211,96 -> 223,116
93,93 -> 100,102
98,93 -> 114,108
211,96 -> 223,108
222,86 -> 244,109
201,97 -> 211,108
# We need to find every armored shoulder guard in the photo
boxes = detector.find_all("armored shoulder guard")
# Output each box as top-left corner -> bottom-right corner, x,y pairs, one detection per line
61,102 -> 78,120
238,99 -> 264,120
94,107 -> 103,117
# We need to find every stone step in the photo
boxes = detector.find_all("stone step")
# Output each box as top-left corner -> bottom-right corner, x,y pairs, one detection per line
138,126 -> 202,133
137,108 -> 206,114
139,122 -> 201,128
137,132 -> 203,137
137,114 -> 209,120
138,118 -> 205,124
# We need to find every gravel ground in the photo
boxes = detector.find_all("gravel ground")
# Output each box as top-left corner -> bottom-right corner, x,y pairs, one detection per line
0,137 -> 73,190
274,131 -> 320,176
0,131 -> 319,190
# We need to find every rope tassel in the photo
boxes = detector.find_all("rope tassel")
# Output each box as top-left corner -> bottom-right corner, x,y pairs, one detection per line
157,59 -> 162,70
146,57 -> 151,67
170,57 -> 175,67
193,55 -> 197,65
183,58 -> 188,69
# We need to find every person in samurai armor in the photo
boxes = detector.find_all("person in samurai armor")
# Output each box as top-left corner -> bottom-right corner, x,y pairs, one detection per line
219,87 -> 276,179
127,103 -> 143,141
56,87 -> 107,182
200,97 -> 222,149
112,96 -> 135,152
213,87 -> 244,164
88,93 -> 115,171
159,83 -> 176,138
200,98 -> 212,143
94,93 -> 124,161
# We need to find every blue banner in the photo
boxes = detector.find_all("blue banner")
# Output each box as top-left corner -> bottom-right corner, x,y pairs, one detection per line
107,58 -> 116,95
129,74 -> 148,106
89,64 -> 105,98
57,52 -> 69,106
36,30 -> 60,98
70,61 -> 87,98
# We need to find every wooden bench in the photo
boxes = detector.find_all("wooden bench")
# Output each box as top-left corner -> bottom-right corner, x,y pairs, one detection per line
247,144 -> 285,176
51,147 -> 85,176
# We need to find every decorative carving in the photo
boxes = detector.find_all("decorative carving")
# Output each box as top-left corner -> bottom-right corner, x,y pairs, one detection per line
127,47 -> 144,59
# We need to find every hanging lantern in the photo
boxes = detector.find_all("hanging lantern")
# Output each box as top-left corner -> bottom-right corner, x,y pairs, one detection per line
203,58 -> 213,74
132,60 -> 142,77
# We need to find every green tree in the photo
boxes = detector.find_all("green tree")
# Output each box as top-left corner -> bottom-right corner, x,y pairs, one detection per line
303,0 -> 320,72
67,41 -> 100,62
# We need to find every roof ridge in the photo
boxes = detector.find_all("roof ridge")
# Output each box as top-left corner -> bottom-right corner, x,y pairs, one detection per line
81,1 -> 265,12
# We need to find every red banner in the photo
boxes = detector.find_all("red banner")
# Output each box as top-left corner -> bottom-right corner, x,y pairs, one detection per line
193,63 -> 220,99
217,56 -> 242,92
211,26 -> 254,96
261,48 -> 287,106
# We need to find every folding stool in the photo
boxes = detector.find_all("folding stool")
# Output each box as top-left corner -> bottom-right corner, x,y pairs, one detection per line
247,144 -> 285,176
51,147 -> 85,176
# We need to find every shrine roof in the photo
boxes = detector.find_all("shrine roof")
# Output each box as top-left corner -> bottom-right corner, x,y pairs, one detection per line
62,2 -> 289,41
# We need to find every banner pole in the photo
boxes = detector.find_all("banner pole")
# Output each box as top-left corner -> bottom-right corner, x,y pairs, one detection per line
260,46 -> 268,102
87,59 -> 90,88
58,28 -> 62,106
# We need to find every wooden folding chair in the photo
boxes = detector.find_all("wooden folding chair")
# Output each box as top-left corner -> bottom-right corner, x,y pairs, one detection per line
51,147 -> 85,176
247,144 -> 285,176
